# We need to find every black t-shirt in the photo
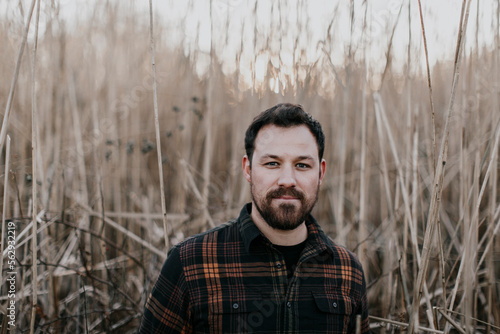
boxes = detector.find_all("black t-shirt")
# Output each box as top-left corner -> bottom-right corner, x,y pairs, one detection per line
273,240 -> 308,279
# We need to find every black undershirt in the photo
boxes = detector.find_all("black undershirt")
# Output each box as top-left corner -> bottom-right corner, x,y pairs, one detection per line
273,240 -> 308,279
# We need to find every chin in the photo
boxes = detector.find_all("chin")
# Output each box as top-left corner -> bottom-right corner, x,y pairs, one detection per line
277,223 -> 303,231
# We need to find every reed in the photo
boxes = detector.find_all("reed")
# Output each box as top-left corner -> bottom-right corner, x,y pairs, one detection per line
0,0 -> 36,155
29,0 -> 40,333
148,0 -> 170,250
0,136 -> 10,286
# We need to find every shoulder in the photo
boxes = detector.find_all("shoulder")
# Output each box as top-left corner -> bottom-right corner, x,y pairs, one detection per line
323,239 -> 368,306
307,217 -> 365,275
180,219 -> 239,245
170,219 -> 240,258
327,238 -> 365,275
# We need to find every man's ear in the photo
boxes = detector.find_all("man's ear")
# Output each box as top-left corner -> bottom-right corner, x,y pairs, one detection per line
319,159 -> 326,185
242,155 -> 251,183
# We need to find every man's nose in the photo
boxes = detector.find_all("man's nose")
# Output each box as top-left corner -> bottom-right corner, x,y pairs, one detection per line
277,165 -> 297,187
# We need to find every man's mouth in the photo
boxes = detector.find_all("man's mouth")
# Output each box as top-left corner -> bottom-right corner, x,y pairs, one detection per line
274,196 -> 299,200
266,188 -> 304,206
267,188 -> 304,203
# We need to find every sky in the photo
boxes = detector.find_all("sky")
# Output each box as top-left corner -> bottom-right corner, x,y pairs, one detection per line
2,0 -> 498,87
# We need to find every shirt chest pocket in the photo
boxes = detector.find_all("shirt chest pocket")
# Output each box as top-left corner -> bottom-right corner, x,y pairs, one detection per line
313,292 -> 354,314
207,291 -> 276,333
306,292 -> 355,333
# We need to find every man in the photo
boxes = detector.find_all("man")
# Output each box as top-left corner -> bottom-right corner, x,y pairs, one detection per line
139,103 -> 369,333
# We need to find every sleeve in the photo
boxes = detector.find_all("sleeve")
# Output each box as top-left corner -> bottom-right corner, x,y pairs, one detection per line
139,246 -> 192,334
342,247 -> 370,334
357,267 -> 370,334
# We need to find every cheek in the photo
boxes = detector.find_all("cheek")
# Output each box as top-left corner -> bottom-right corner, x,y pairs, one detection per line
300,176 -> 321,192
252,169 -> 274,184
251,172 -> 277,193
251,176 -> 268,191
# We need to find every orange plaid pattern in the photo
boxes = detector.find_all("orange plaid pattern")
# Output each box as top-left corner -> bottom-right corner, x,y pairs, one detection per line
139,204 -> 369,333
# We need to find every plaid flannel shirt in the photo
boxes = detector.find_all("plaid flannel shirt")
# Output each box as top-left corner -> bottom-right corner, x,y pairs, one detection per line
139,204 -> 369,333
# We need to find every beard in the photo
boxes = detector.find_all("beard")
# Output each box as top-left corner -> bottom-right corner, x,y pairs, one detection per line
251,184 -> 319,231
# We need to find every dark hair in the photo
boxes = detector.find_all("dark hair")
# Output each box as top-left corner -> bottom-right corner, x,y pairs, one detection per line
244,103 -> 325,164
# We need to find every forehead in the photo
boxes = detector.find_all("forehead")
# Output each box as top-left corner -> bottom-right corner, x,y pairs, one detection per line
254,124 -> 319,158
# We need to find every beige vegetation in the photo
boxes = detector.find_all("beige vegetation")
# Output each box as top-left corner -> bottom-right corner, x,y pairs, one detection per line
0,0 -> 499,333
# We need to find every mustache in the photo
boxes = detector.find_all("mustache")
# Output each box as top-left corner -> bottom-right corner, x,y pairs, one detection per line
266,187 -> 304,201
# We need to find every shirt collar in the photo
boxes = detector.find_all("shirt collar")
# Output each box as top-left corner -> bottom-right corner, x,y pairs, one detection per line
301,214 -> 335,260
237,203 -> 335,256
238,203 -> 264,253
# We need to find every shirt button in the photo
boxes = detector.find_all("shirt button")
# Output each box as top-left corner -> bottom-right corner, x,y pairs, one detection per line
276,263 -> 282,269
332,302 -> 338,308
233,303 -> 239,309
286,302 -> 292,308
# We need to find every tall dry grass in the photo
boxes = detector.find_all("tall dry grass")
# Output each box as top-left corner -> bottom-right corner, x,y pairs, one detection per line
0,0 -> 499,332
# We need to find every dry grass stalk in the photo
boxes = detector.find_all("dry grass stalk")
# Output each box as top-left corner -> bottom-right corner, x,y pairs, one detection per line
369,315 -> 444,334
372,94 -> 396,325
68,73 -> 89,229
407,1 -> 472,333
402,2 -> 413,311
356,0 -> 371,274
2,211 -> 47,253
29,0 -> 41,332
334,90 -> 347,245
379,1 -> 404,89
485,118 -> 499,330
417,0 -> 437,170
436,307 -> 467,334
0,136 -> 11,285
80,204 -> 166,259
180,159 -> 216,227
447,68 -> 500,334
89,211 -> 188,221
488,6 -> 500,328
202,79 -> 215,230
148,0 -> 170,249
473,120 -> 500,270
435,307 -> 500,332
374,94 -> 418,262
0,0 -> 37,154
357,63 -> 368,269
375,93 -> 436,327
201,1 -> 218,230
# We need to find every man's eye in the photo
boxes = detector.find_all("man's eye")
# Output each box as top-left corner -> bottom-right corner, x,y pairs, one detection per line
296,163 -> 310,169
265,162 -> 279,167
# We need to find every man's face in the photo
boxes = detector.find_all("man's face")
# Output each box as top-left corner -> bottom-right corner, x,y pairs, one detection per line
243,125 -> 326,231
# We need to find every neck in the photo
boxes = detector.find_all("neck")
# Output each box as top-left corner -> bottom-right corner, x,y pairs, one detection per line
250,202 -> 308,246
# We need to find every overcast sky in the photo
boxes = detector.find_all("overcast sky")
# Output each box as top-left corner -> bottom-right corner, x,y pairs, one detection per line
2,0 -> 497,80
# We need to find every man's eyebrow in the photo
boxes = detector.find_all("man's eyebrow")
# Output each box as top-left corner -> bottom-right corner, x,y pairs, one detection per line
297,155 -> 315,161
258,154 -> 315,161
258,154 -> 280,160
